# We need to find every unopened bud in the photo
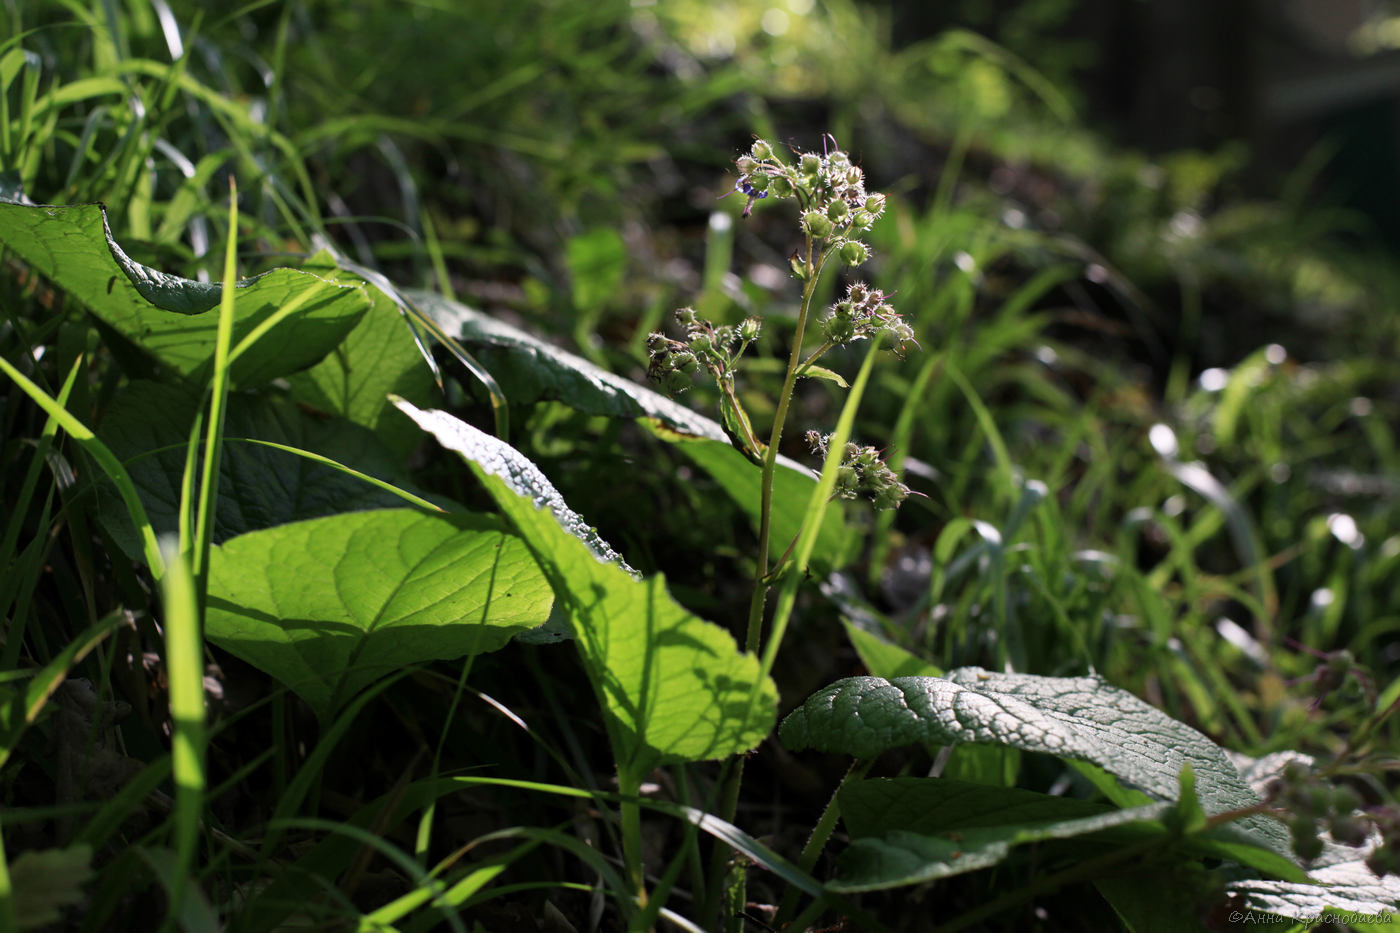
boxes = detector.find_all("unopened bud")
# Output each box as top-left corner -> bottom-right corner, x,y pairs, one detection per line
873,484 -> 909,511
738,317 -> 761,342
751,139 -> 773,160
823,312 -> 855,343
803,211 -> 833,239
840,240 -> 869,266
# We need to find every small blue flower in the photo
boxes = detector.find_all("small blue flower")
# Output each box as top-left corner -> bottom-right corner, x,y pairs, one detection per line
734,175 -> 770,217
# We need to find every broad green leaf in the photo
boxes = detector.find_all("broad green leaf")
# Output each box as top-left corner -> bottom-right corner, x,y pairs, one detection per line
394,400 -> 777,771
839,776 -> 1305,890
411,289 -> 718,433
833,799 -> 1172,892
11,844 -> 93,930
286,253 -> 435,458
412,290 -> 848,568
837,623 -> 1020,786
841,776 -> 1123,840
0,197 -> 368,385
1225,849 -> 1400,921
205,508 -> 552,721
780,671 -> 1287,852
95,381 -> 421,558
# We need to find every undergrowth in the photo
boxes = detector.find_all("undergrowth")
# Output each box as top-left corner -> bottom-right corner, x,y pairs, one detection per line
1,2 -> 1397,931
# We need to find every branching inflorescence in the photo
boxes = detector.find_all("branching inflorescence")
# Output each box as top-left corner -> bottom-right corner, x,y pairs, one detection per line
647,137 -> 914,510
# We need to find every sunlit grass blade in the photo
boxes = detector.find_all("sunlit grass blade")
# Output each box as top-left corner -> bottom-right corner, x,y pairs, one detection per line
155,540 -> 206,933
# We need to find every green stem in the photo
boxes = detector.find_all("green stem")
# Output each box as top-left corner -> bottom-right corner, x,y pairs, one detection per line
618,767 -> 648,924
742,241 -> 829,654
794,339 -> 835,378
705,241 -> 831,927
773,759 -> 871,926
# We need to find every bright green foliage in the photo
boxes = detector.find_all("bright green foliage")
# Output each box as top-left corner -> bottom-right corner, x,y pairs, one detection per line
205,509 -> 553,721
781,671 -> 1286,851
287,254 -> 438,458
415,289 -> 848,567
396,400 -> 777,771
0,197 -> 367,385
95,381 -> 418,557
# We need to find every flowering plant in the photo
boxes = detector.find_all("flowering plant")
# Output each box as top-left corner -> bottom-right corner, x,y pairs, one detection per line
647,137 -> 913,510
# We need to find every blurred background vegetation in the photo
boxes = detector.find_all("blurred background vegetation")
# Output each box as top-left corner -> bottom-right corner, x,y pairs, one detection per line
3,0 -> 1398,925
8,0 -> 1398,757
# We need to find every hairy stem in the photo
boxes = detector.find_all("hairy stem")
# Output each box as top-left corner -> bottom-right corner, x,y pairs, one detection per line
743,240 -> 828,653
706,240 -> 830,927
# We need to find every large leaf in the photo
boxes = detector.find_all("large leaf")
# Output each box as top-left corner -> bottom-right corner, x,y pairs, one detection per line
394,400 -> 776,771
833,800 -> 1173,892
205,508 -> 552,721
780,671 -> 1287,852
411,290 -> 847,568
0,196 -> 367,385
1224,848 -> 1400,921
1221,751 -> 1400,920
835,776 -> 1304,894
95,381 -> 420,558
286,253 -> 435,458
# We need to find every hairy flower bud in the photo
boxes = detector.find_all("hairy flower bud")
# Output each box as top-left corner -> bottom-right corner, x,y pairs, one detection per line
826,199 -> 849,222
665,370 -> 692,395
823,311 -> 855,343
873,484 -> 909,511
800,152 -> 822,175
840,240 -> 869,266
736,155 -> 758,175
803,210 -> 833,239
738,317 -> 761,342
769,175 -> 794,198
751,139 -> 773,160
864,194 -> 886,215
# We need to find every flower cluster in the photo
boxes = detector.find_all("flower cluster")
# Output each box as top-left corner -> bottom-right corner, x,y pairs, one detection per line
804,431 -> 912,511
1268,760 -> 1398,875
644,135 -> 915,513
820,282 -> 916,357
647,308 -> 762,395
734,138 -> 886,262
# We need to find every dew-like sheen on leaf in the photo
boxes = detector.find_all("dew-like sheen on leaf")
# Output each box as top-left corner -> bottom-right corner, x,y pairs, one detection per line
395,400 -> 777,771
780,671 -> 1287,851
